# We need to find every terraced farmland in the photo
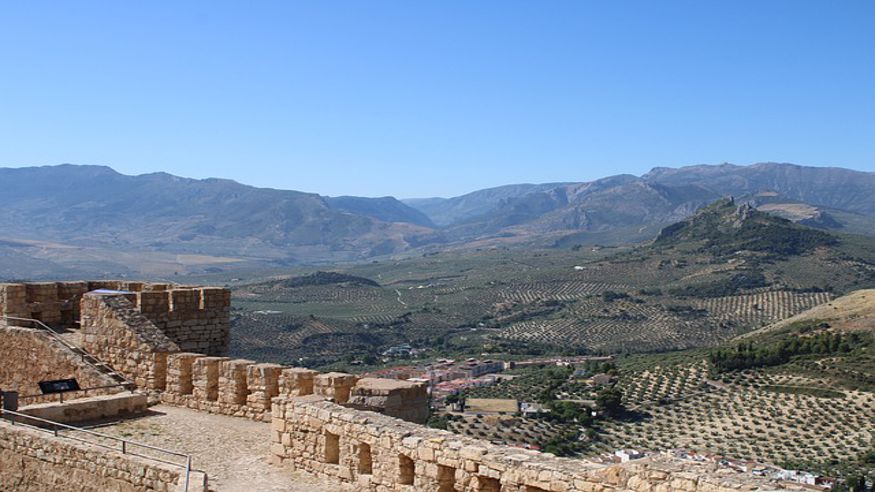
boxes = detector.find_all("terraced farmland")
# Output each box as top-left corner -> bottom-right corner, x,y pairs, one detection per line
497,281 -> 629,303
446,415 -> 578,450
597,366 -> 875,478
228,215 -> 875,366
495,290 -> 834,353
690,291 -> 834,327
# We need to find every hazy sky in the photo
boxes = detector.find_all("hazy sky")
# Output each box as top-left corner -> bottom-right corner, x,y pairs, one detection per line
1,1 -> 873,198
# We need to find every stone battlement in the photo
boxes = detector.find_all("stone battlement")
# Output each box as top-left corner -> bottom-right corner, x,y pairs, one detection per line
73,292 -> 430,423
270,396 -> 811,492
0,280 -> 231,355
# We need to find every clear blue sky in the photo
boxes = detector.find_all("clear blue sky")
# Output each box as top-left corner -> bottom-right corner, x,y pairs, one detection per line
1,1 -> 873,198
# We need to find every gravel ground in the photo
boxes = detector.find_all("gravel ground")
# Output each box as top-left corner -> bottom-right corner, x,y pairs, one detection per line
84,404 -> 333,492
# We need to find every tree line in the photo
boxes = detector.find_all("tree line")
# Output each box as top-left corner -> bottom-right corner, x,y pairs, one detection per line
709,332 -> 860,372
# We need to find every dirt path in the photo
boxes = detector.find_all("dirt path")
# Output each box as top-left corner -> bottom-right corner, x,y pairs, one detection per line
87,405 -> 333,492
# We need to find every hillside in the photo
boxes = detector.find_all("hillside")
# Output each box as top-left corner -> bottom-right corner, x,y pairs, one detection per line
230,200 -> 875,367
606,289 -> 874,476
1,162 -> 873,278
743,289 -> 875,337
406,162 -> 875,247
0,165 -> 437,277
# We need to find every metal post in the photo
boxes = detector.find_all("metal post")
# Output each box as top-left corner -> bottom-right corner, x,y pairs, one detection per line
122,441 -> 126,454
184,455 -> 192,492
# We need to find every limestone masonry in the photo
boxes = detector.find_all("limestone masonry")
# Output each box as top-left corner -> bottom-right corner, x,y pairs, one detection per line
0,280 -> 813,491
0,280 -> 231,355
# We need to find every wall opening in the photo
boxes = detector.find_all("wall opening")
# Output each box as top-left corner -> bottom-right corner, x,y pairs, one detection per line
324,431 -> 340,465
399,454 -> 415,485
477,476 -> 501,492
357,442 -> 372,475
523,486 -> 549,492
437,464 -> 456,492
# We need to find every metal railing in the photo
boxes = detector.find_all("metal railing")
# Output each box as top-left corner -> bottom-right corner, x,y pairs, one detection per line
1,408 -> 195,491
0,315 -> 135,389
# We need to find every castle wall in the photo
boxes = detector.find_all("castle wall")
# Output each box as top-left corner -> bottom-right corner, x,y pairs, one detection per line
1,282 -> 813,492
18,392 -> 148,424
270,396 -> 808,492
0,419 -> 205,492
80,293 -> 180,391
135,287 -> 230,356
0,281 -> 89,326
0,326 -> 119,402
0,281 -> 231,356
157,351 -> 430,424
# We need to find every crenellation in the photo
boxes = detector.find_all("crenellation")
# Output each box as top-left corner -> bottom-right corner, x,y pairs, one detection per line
247,363 -> 284,411
218,359 -> 256,405
137,290 -> 171,316
166,352 -> 202,395
192,356 -> 228,402
314,372 -> 359,404
0,281 -> 230,357
0,283 -> 29,319
279,367 -> 318,396
170,289 -> 200,313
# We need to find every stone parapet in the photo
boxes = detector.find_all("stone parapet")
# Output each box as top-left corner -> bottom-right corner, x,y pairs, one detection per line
279,367 -> 318,396
18,392 -> 148,424
0,419 -> 205,491
314,372 -> 359,403
80,293 -> 180,390
346,378 -> 429,424
0,326 -> 119,400
270,397 -> 810,492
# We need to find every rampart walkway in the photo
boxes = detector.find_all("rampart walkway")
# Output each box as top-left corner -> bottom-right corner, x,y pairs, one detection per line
84,405 -> 333,492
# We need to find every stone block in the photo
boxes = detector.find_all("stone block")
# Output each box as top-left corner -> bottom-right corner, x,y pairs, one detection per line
279,367 -> 318,396
246,363 -> 283,410
166,352 -> 201,395
218,359 -> 255,405
192,356 -> 228,402
314,372 -> 359,404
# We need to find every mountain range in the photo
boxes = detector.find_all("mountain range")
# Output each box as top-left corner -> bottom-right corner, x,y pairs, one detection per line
0,162 -> 873,278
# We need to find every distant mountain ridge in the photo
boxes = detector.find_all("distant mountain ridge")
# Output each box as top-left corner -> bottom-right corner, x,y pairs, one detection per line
0,164 -> 437,277
0,162 -> 873,278
405,162 -> 875,246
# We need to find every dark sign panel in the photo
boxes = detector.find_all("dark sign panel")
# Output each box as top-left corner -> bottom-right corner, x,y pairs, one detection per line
38,378 -> 81,395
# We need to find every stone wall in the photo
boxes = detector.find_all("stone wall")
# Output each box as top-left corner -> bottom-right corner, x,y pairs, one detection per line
0,419 -> 205,491
270,396 -> 811,492
346,378 -> 430,424
0,281 -> 231,356
159,353 -> 430,423
135,287 -> 231,356
0,326 -> 119,401
19,392 -> 148,424
0,281 -> 89,326
80,293 -> 180,390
